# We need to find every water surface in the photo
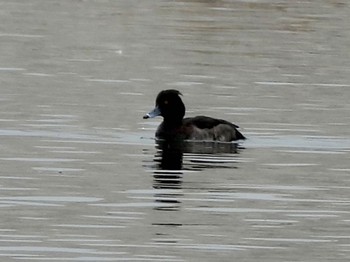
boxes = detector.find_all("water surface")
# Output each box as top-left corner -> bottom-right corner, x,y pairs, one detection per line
1,0 -> 350,261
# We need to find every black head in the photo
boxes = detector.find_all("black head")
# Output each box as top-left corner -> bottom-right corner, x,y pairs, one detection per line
143,89 -> 185,123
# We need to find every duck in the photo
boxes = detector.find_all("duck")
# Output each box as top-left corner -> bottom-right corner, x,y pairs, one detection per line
143,89 -> 245,142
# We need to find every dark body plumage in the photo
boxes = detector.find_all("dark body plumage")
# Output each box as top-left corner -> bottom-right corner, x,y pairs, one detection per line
143,90 -> 245,142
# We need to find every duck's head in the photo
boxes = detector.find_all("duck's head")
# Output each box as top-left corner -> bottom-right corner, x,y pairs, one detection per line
143,89 -> 185,122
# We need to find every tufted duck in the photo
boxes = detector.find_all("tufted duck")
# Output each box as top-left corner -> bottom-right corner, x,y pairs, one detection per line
143,89 -> 245,141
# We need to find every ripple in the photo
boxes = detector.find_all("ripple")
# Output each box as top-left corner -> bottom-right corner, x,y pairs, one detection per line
187,207 -> 350,214
0,33 -> 44,38
245,237 -> 335,243
0,67 -> 26,71
0,158 -> 82,162
0,196 -> 102,203
86,79 -> 130,83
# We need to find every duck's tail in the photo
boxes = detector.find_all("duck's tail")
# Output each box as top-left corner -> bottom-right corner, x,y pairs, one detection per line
235,129 -> 246,140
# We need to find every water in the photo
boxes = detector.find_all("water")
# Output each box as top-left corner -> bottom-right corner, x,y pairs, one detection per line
1,0 -> 350,261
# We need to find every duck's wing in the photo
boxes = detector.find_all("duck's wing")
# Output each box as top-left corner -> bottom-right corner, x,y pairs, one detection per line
183,116 -> 245,141
183,116 -> 239,129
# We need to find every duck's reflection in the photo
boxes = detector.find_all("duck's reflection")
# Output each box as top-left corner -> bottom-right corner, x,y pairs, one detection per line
151,138 -> 184,211
151,138 -> 243,211
155,139 -> 184,171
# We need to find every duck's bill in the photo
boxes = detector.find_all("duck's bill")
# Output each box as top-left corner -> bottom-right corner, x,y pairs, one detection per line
143,107 -> 161,119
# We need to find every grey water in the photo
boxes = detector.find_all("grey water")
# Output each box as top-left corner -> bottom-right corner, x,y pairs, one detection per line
1,0 -> 350,261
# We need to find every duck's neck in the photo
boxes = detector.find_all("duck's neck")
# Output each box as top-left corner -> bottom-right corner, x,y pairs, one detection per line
163,117 -> 183,129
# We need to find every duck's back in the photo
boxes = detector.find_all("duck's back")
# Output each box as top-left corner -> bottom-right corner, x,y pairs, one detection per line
183,116 -> 245,141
